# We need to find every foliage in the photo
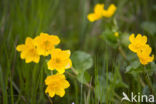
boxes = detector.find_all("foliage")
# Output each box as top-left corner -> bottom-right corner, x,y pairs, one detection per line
0,0 -> 156,104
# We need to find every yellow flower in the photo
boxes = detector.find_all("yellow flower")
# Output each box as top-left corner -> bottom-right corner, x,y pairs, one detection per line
137,45 -> 154,65
103,4 -> 117,18
47,49 -> 72,73
128,33 -> 147,53
128,33 -> 154,65
94,4 -> 105,14
34,33 -> 60,56
45,74 -> 70,98
114,32 -> 119,37
87,13 -> 100,22
16,37 -> 40,63
87,4 -> 104,22
87,4 -> 116,22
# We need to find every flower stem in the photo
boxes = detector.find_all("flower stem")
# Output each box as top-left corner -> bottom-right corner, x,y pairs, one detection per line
143,67 -> 155,96
118,46 -> 129,64
71,67 -> 78,75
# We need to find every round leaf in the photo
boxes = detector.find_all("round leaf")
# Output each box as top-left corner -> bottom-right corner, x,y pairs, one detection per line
71,51 -> 93,72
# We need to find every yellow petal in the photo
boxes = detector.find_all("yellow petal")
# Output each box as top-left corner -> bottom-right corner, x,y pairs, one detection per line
135,34 -> 142,42
20,52 -> 26,59
65,59 -> 72,69
103,4 -> 116,17
57,68 -> 65,74
49,90 -> 55,98
108,4 -> 116,12
61,50 -> 71,59
148,54 -> 154,62
94,4 -> 104,14
128,44 -> 137,53
62,80 -> 70,88
40,32 -> 49,37
34,56 -> 40,63
87,13 -> 96,22
137,45 -> 151,55
47,60 -> 54,70
50,35 -> 60,45
129,33 -> 135,43
25,57 -> 32,63
25,37 -> 33,45
55,88 -> 65,97
141,35 -> 147,44
16,44 -> 25,52
51,48 -> 61,56
136,34 -> 147,44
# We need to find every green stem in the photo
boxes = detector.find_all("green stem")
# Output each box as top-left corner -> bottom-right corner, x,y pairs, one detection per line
8,79 -> 27,103
118,46 -> 129,64
47,95 -> 53,104
66,71 -> 93,89
71,67 -> 78,75
138,75 -> 145,87
143,67 -> 155,96
51,71 -> 53,75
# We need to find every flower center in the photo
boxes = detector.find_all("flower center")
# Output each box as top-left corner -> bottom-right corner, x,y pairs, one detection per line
44,40 -> 51,50
55,58 -> 61,64
44,40 -> 50,46
29,48 -> 37,56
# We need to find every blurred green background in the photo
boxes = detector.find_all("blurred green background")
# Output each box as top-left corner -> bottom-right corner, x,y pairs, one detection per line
0,0 -> 156,104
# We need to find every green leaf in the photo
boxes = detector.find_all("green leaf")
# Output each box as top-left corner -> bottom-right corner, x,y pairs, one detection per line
100,28 -> 118,48
126,60 -> 140,73
141,21 -> 156,35
71,51 -> 93,72
150,62 -> 156,72
77,71 -> 91,84
121,32 -> 130,47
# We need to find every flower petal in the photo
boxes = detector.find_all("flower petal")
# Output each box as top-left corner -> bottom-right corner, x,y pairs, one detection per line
129,33 -> 135,43
16,44 -> 25,51
55,88 -> 65,97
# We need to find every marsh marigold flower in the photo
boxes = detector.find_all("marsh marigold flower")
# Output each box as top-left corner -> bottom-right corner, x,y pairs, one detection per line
87,4 -> 104,22
87,3 -> 116,22
103,4 -> 117,18
47,49 -> 72,73
137,45 -> 154,65
128,33 -> 154,65
45,74 -> 70,98
128,33 -> 147,53
34,33 -> 60,56
16,37 -> 40,63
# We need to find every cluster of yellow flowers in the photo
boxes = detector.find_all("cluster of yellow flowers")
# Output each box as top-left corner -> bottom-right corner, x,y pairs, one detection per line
16,32 -> 71,98
129,33 -> 154,65
15,2 -> 155,100
87,3 -> 154,65
87,3 -> 116,22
